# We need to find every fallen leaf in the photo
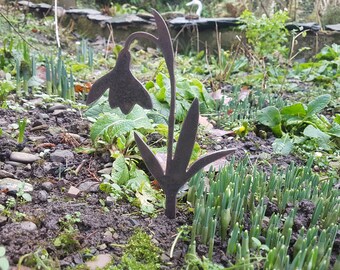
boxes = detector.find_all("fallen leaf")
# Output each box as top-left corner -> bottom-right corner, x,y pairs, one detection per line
199,115 -> 213,129
238,86 -> 251,101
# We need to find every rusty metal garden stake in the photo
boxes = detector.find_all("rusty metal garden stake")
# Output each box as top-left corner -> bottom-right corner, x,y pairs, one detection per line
87,10 -> 236,219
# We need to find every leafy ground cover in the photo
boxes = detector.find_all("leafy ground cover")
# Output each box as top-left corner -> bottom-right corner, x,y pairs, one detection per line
0,4 -> 339,270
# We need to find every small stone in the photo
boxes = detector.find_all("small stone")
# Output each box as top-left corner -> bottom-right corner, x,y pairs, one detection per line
37,190 -> 48,202
0,215 -> 7,226
98,243 -> 107,250
50,150 -> 74,163
31,120 -> 45,127
161,253 -> 170,262
128,218 -> 140,226
0,169 -> 15,179
28,136 -> 46,142
105,196 -> 115,207
20,221 -> 37,231
30,124 -> 49,131
10,152 -> 40,164
41,181 -> 54,192
65,133 -> 81,141
98,168 -> 112,175
104,163 -> 113,168
48,103 -> 67,112
52,109 -> 67,116
78,181 -> 99,193
67,186 -> 81,197
213,145 -> 222,150
85,254 -> 112,270
0,178 -> 33,193
4,161 -> 25,167
38,113 -> 49,119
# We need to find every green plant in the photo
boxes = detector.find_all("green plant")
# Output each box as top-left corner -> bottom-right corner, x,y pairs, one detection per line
88,105 -> 154,154
100,155 -> 163,214
239,10 -> 290,59
53,212 -> 81,253
145,72 -> 215,122
212,85 -> 285,129
257,94 -> 340,154
187,157 -> 338,268
110,229 -> 162,270
17,117 -> 27,144
293,44 -> 340,92
0,73 -> 15,108
18,248 -> 59,270
0,246 -> 9,270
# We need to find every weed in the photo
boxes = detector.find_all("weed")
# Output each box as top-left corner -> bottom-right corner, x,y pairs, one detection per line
109,229 -> 162,270
53,212 -> 81,253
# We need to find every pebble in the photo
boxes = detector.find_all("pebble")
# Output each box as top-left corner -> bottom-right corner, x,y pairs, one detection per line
31,120 -> 45,127
0,178 -> 33,192
38,113 -> 49,119
48,103 -> 67,112
105,196 -> 115,207
0,169 -> 15,179
98,168 -> 112,175
30,124 -> 49,131
0,215 -> 7,226
41,181 -> 54,192
9,152 -> 40,164
66,132 -> 81,141
20,221 -> 37,231
28,135 -> 46,142
52,109 -> 67,116
50,149 -> 74,163
214,145 -> 222,150
85,254 -> 112,270
37,190 -> 48,202
67,186 -> 81,197
5,161 -> 25,167
78,181 -> 99,193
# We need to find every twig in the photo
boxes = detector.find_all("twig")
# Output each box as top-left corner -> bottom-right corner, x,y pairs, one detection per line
0,10 -> 38,50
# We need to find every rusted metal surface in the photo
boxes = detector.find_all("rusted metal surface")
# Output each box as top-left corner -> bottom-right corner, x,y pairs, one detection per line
87,9 -> 236,219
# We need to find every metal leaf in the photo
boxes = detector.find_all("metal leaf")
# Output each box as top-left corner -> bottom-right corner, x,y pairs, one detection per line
170,99 -> 199,175
134,132 -> 165,180
185,148 -> 236,179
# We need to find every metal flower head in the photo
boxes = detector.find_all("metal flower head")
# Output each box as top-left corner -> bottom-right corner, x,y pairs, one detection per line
86,47 -> 152,114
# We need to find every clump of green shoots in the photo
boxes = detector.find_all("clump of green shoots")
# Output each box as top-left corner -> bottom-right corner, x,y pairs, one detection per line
45,50 -> 75,100
77,39 -> 94,69
187,157 -> 339,269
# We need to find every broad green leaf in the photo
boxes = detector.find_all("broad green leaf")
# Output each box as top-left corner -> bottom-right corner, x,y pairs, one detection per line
328,123 -> 340,138
281,103 -> 306,118
303,125 -> 330,142
0,247 -> 5,256
126,169 -> 149,191
0,257 -> 10,270
306,94 -> 331,117
257,106 -> 283,137
334,114 -> 340,125
273,135 -> 294,155
111,156 -> 129,185
90,106 -> 152,143
21,193 -> 32,202
135,182 -> 157,214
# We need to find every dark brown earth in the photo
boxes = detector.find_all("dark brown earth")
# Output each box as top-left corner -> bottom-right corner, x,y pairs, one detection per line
0,97 -> 336,269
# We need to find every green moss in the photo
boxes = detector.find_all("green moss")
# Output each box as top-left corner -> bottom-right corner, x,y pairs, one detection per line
105,229 -> 162,270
